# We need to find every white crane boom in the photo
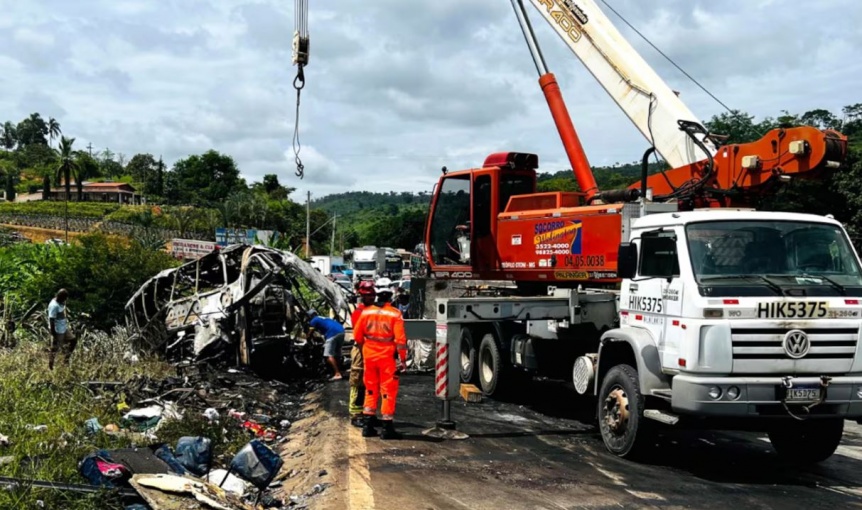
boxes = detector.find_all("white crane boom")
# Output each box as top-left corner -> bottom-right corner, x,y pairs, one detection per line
526,0 -> 717,168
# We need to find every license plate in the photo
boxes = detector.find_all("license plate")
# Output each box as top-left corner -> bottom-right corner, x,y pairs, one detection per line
786,386 -> 820,402
756,301 -> 828,319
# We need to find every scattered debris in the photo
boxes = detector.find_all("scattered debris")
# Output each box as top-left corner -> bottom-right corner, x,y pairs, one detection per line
0,475 -> 138,497
78,450 -> 130,488
208,468 -> 249,497
203,408 -> 220,422
84,417 -> 103,435
0,433 -> 9,447
130,473 -> 253,510
25,425 -> 47,433
176,436 -> 213,476
122,402 -> 181,432
228,439 -> 284,490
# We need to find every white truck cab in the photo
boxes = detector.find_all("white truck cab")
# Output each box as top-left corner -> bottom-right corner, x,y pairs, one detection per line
599,210 -> 862,461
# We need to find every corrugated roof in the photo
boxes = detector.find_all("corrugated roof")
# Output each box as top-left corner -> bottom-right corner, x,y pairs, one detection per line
49,182 -> 136,192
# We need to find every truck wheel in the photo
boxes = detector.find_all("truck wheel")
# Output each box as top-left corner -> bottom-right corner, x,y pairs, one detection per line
459,328 -> 477,383
598,364 -> 648,458
768,418 -> 844,464
478,333 -> 504,397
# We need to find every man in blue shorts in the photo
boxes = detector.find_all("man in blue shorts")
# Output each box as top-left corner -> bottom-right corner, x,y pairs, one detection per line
307,309 -> 345,381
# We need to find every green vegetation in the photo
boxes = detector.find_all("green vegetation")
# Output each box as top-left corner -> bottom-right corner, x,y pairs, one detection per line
0,328 -> 253,509
0,337 -> 167,509
0,202 -> 120,218
0,233 -> 180,331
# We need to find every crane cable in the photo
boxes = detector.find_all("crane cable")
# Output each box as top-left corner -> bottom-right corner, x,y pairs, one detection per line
292,0 -> 309,179
596,0 -> 733,114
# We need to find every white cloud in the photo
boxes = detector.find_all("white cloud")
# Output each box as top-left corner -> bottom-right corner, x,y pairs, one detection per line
0,0 -> 858,201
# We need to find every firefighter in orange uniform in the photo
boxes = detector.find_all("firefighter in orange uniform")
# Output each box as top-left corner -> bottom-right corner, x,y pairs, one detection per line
353,279 -> 407,439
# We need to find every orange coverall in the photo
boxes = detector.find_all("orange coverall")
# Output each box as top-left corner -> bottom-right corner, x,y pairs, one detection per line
353,303 -> 407,420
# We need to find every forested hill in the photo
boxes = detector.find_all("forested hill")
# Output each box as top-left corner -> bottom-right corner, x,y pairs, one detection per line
311,191 -> 431,217
310,159 -> 666,215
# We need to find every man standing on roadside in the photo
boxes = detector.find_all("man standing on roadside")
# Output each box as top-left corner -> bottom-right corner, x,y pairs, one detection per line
307,309 -> 346,381
48,288 -> 76,370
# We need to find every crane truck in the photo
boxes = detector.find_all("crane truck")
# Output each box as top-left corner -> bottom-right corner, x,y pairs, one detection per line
427,0 -> 859,463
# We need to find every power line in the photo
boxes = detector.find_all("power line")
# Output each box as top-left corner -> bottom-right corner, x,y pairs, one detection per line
596,0 -> 734,114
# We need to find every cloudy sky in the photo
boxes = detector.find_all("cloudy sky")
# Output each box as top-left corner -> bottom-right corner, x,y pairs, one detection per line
1,0 -> 860,200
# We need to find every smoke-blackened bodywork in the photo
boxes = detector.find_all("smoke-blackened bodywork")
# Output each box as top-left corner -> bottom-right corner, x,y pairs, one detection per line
125,244 -> 350,366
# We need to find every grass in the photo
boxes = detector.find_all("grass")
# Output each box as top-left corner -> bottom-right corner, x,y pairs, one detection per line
0,326 -> 249,509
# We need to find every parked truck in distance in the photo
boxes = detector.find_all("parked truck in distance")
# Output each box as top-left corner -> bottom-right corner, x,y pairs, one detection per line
345,246 -> 407,281
345,246 -> 383,281
310,255 -> 349,277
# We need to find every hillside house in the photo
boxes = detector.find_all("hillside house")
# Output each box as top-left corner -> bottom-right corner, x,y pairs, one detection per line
49,182 -> 141,204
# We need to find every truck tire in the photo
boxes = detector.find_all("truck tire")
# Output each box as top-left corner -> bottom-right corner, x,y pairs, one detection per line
478,333 -> 504,397
768,418 -> 844,464
598,364 -> 649,458
460,328 -> 477,383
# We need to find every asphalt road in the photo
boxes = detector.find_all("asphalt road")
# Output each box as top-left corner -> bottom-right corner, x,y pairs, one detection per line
321,373 -> 862,510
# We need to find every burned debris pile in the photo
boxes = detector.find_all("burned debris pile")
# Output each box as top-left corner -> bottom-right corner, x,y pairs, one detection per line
126,245 -> 350,371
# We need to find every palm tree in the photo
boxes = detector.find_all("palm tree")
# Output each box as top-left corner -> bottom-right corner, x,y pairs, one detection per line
1,122 -> 16,150
55,136 -> 77,202
72,151 -> 100,202
55,136 -> 77,243
47,117 -> 61,147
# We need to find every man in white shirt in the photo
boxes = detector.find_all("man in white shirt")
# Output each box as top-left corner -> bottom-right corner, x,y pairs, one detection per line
48,288 -> 76,369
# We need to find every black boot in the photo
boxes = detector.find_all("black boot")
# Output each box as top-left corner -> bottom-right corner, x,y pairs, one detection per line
380,420 -> 402,440
361,416 -> 378,437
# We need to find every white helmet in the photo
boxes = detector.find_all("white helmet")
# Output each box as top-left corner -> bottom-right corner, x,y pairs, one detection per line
375,277 -> 393,295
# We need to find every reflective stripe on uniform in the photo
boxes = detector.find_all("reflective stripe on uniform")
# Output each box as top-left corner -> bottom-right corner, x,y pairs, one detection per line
366,335 -> 394,343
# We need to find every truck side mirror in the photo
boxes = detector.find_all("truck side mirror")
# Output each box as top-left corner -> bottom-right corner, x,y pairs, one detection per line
618,243 -> 638,279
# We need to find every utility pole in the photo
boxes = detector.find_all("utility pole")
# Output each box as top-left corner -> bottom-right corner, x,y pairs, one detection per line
86,142 -> 93,157
330,213 -> 336,255
305,190 -> 311,258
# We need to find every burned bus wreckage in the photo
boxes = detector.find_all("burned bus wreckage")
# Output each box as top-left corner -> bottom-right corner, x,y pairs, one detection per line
125,245 -> 351,368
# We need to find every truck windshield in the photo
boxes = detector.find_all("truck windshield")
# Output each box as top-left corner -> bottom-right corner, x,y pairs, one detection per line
686,220 -> 862,293
354,261 -> 376,271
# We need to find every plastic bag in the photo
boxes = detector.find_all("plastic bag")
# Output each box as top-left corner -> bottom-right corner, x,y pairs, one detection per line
229,439 -> 283,489
154,444 -> 187,475
175,436 -> 212,476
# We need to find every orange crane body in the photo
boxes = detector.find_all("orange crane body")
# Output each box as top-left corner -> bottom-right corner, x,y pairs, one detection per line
423,1 -> 848,285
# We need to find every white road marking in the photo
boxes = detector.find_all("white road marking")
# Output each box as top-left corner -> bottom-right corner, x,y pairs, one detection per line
834,444 -> 862,462
592,465 -> 627,486
348,425 -> 376,510
625,489 -> 667,501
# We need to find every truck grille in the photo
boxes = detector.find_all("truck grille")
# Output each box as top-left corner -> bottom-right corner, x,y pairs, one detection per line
731,327 -> 858,374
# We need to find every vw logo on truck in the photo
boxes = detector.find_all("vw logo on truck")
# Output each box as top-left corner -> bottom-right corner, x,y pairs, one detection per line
783,330 -> 811,359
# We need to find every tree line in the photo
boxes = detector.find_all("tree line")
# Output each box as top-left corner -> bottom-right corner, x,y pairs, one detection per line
3,103 -> 861,255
